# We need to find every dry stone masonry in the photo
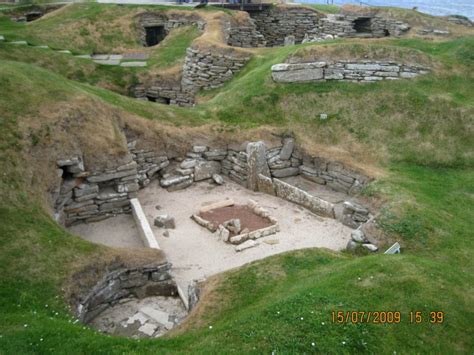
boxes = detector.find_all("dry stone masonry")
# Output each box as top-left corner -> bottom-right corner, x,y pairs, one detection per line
182,48 -> 250,92
77,263 -> 175,323
271,61 -> 430,83
226,15 -> 267,48
250,6 -> 324,46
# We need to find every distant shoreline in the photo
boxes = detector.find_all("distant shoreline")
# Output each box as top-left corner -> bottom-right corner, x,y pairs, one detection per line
300,0 -> 474,20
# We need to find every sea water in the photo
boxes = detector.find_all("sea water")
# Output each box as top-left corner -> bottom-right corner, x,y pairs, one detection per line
300,0 -> 474,20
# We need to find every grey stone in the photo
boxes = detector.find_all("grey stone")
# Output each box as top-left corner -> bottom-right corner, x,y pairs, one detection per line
271,167 -> 299,178
74,183 -> 99,198
257,174 -> 275,195
279,138 -> 295,160
224,219 -> 241,234
284,35 -> 295,46
351,229 -> 367,243
218,225 -> 230,242
235,240 -> 259,252
272,67 -> 324,83
163,230 -> 170,238
212,174 -> 224,185
346,240 -> 359,251
160,175 -> 192,188
87,169 -> 137,183
246,141 -> 271,191
192,145 -> 208,153
273,178 -> 334,218
154,214 -> 176,229
194,161 -> 221,181
180,159 -> 197,169
362,243 -> 378,252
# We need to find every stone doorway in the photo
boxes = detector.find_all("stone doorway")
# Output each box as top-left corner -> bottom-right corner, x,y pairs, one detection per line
353,17 -> 372,34
145,26 -> 166,47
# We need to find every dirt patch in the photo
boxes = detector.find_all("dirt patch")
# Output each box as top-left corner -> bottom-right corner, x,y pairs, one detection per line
200,205 -> 273,234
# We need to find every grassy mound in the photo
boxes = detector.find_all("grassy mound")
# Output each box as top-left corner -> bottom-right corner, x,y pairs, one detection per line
0,3 -> 473,353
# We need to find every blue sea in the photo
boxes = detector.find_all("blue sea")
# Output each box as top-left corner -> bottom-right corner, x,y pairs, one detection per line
299,0 -> 474,20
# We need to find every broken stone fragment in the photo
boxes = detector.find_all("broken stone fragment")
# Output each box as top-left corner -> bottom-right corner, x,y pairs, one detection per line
235,240 -> 259,252
154,214 -> 176,229
351,229 -> 368,243
223,219 -> 241,234
212,173 -> 224,185
362,243 -> 378,252
217,224 -> 230,242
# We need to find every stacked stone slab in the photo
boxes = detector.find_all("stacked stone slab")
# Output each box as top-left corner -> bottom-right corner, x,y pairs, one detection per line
310,13 -> 409,39
341,201 -> 371,228
128,141 -> 170,188
182,48 -> 250,92
77,263 -> 176,323
250,6 -> 324,46
272,61 -> 430,83
145,81 -> 194,106
221,149 -> 249,188
265,138 -> 302,179
56,155 -> 139,226
226,16 -> 267,48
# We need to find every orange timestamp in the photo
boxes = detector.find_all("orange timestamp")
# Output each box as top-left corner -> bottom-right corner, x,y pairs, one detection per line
331,310 -> 445,324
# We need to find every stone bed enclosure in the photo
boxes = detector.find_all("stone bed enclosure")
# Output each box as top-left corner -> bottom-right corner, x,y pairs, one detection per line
54,136 -> 376,241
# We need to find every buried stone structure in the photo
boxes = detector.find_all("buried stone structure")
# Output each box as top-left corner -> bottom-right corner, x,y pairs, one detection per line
54,135 -> 375,234
271,61 -> 430,83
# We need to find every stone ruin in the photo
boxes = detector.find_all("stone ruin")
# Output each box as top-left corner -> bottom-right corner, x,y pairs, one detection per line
271,61 -> 430,83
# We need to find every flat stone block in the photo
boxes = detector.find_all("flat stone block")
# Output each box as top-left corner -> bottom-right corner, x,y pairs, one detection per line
120,61 -> 147,67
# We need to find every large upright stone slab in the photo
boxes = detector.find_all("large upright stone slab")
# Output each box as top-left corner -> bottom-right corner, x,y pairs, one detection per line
246,141 -> 270,191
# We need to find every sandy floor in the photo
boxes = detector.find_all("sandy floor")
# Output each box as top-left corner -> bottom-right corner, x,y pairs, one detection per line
69,177 -> 352,292
138,177 -> 352,290
69,214 -> 144,248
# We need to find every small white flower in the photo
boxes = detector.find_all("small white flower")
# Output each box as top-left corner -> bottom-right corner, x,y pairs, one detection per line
40,338 -> 43,342
342,341 -> 346,345
23,324 -> 28,328
311,342 -> 316,347
300,317 -> 304,320
209,325 -> 213,329
358,277 -> 361,281
321,322 -> 325,325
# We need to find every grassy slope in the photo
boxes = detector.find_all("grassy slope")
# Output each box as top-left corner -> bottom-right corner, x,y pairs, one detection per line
0,5 -> 473,354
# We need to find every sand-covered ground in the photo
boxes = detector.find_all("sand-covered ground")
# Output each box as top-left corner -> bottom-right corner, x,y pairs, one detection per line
70,177 -> 352,292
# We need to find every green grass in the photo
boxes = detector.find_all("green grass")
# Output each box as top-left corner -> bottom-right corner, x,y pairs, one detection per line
303,3 -> 340,14
0,4 -> 473,352
147,25 -> 200,68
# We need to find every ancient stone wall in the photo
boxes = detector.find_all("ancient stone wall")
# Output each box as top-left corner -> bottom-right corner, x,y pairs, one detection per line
54,137 -> 372,228
136,11 -> 205,46
250,6 -> 323,46
226,16 -> 267,48
181,48 -> 250,92
308,14 -> 410,40
271,61 -> 430,83
76,263 -> 175,323
55,155 -> 139,226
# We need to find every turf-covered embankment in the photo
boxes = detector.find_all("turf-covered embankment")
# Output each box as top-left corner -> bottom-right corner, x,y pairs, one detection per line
0,7 -> 473,353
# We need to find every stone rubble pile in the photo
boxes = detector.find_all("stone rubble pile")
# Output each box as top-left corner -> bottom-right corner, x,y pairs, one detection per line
272,61 -> 430,83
